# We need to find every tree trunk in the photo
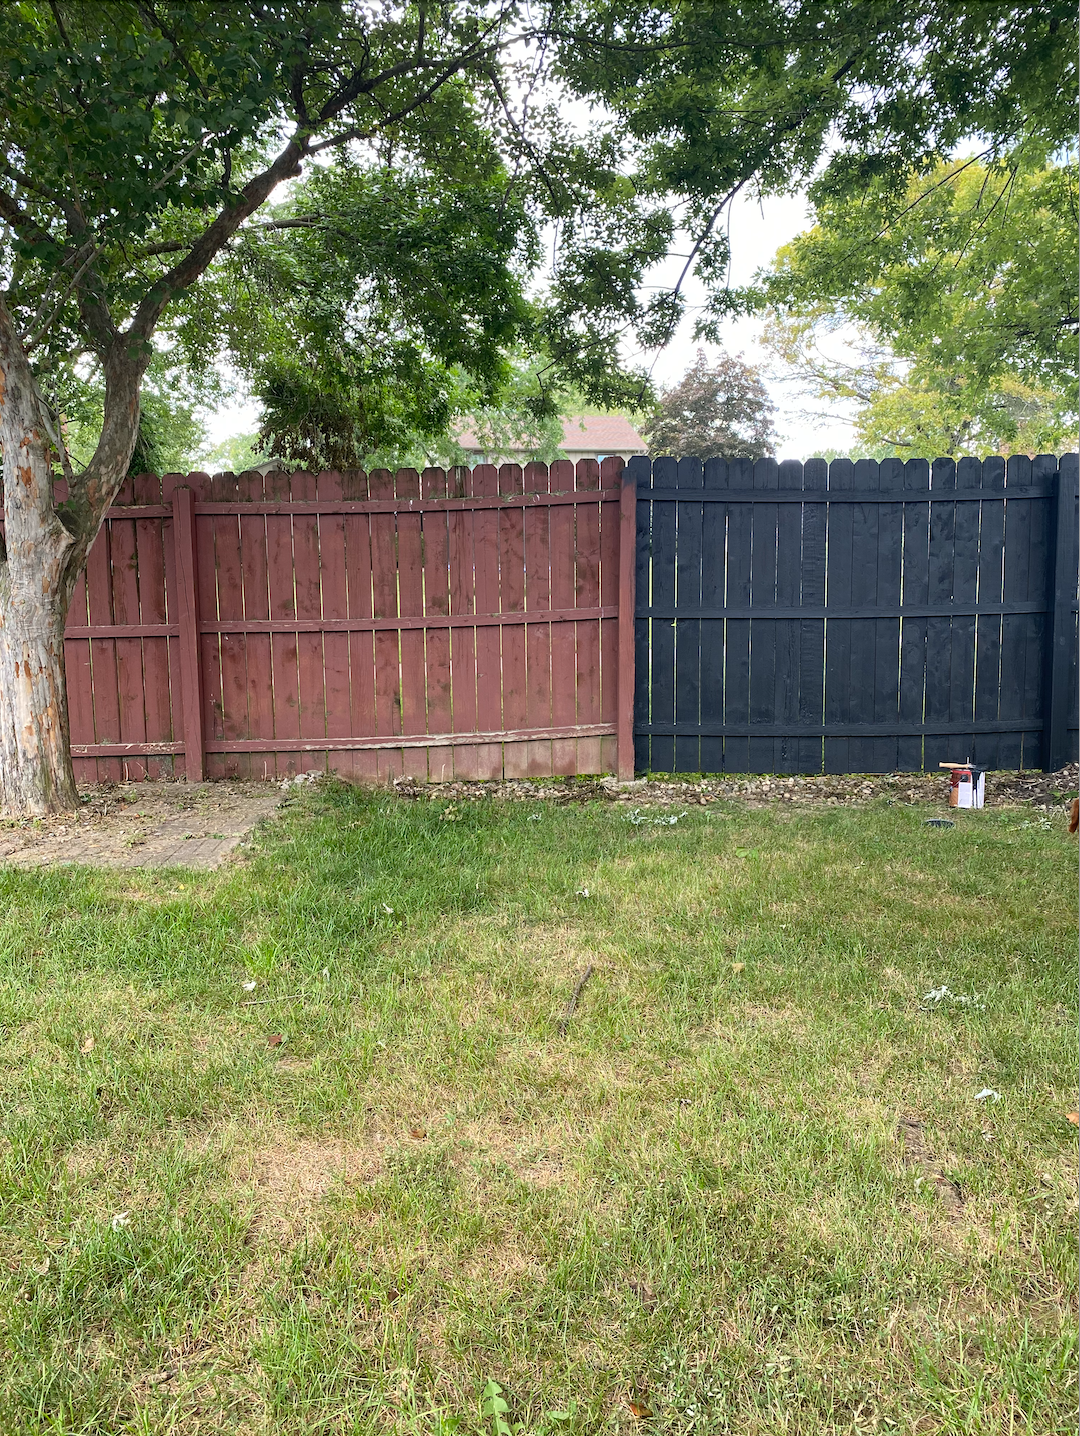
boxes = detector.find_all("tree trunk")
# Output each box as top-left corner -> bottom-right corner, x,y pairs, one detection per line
0,296 -> 85,815
0,558 -> 78,814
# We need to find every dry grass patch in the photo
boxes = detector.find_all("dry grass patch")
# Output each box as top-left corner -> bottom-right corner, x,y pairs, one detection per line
240,1135 -> 384,1212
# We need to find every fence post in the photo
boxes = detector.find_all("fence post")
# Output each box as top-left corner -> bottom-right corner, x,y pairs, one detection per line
1042,454 -> 1078,772
616,465 -> 637,781
172,486 -> 205,782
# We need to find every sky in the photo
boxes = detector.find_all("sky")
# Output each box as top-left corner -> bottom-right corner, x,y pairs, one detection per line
624,188 -> 857,457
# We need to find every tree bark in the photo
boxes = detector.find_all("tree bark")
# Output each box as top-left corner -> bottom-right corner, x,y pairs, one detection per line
0,391 -> 79,814
0,546 -> 79,815
0,296 -> 136,815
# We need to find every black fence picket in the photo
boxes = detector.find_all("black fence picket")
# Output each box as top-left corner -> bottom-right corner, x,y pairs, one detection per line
632,453 -> 1079,773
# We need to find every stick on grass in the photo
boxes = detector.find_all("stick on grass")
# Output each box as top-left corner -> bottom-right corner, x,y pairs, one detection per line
557,964 -> 594,1035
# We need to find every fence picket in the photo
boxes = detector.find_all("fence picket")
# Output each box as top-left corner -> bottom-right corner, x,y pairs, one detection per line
674,456 -> 704,774
600,455 -> 623,776
317,477 -> 353,778
866,459 -> 905,773
747,457 -> 780,774
648,456 -> 679,773
549,460 -> 579,775
1023,454 -> 1056,770
262,470 -> 300,777
823,459 -> 856,773
395,468 -> 429,779
921,458 -> 958,769
368,469 -> 403,781
423,503 -> 454,781
344,490 -> 379,784
896,460 -> 931,771
773,458 -> 803,773
722,456 -> 754,774
973,457 -> 1007,769
109,513 -> 148,779
84,523 -> 122,781
798,458 -> 828,774
236,471 -> 273,781
524,462 -> 554,776
470,463 -> 504,780
698,455 -> 729,774
447,494 -> 479,779
630,455 -> 652,774
845,458 -> 881,773
133,476 -> 173,779
500,481 -> 529,778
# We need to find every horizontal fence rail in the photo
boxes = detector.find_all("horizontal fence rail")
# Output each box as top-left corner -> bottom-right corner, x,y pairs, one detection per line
630,452 -> 1079,776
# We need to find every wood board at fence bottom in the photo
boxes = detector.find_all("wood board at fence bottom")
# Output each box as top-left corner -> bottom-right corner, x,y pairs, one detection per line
72,733 -> 620,785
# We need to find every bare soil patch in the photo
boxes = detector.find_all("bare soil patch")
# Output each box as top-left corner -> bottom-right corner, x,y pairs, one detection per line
898,1114 -> 965,1219
390,762 -> 1080,811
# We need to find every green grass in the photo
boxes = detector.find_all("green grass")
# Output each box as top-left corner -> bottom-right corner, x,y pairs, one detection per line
0,784 -> 1076,1435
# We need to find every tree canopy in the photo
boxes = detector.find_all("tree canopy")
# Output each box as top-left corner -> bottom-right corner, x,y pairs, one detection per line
756,154 -> 1079,457
4,2 -> 1076,478
643,349 -> 776,460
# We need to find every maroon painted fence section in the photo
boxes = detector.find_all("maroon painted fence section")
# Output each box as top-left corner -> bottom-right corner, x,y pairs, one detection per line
48,460 -> 636,784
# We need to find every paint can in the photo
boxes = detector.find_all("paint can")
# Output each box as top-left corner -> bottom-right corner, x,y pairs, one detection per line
946,764 -> 985,808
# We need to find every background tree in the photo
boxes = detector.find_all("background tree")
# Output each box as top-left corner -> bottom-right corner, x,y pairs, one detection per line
198,430 -> 272,476
643,350 -> 776,460
566,3 -> 1076,343
756,155 -> 1078,458
2,1 -> 1076,813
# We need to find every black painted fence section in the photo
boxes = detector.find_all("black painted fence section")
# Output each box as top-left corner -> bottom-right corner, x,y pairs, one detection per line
630,453 -> 1079,774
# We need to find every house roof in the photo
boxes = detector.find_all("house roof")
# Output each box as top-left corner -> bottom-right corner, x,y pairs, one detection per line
455,413 -> 644,454
556,414 -> 644,450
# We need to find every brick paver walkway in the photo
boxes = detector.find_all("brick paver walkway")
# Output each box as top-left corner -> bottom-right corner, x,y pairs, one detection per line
0,783 -> 282,870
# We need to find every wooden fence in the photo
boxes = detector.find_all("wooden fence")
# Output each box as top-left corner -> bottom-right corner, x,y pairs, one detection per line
630,453 -> 1079,775
48,460 -> 637,783
2,451 -> 1076,783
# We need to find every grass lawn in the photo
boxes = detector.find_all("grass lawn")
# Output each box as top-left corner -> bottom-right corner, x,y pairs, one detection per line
0,784 -> 1076,1435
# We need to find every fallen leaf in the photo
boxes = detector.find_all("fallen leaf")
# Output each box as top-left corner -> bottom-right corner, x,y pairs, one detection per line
79,1034 -> 94,1053
627,1400 -> 652,1419
1068,1111 -> 1079,1126
267,1034 -> 285,1048
734,847 -> 751,858
731,962 -> 745,974
409,1127 -> 427,1140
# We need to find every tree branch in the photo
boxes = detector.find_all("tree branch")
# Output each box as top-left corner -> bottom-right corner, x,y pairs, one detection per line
0,186 -> 57,248
315,4 -> 514,128
135,2 -> 210,98
306,36 -> 505,156
126,129 -> 310,341
22,240 -> 103,353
